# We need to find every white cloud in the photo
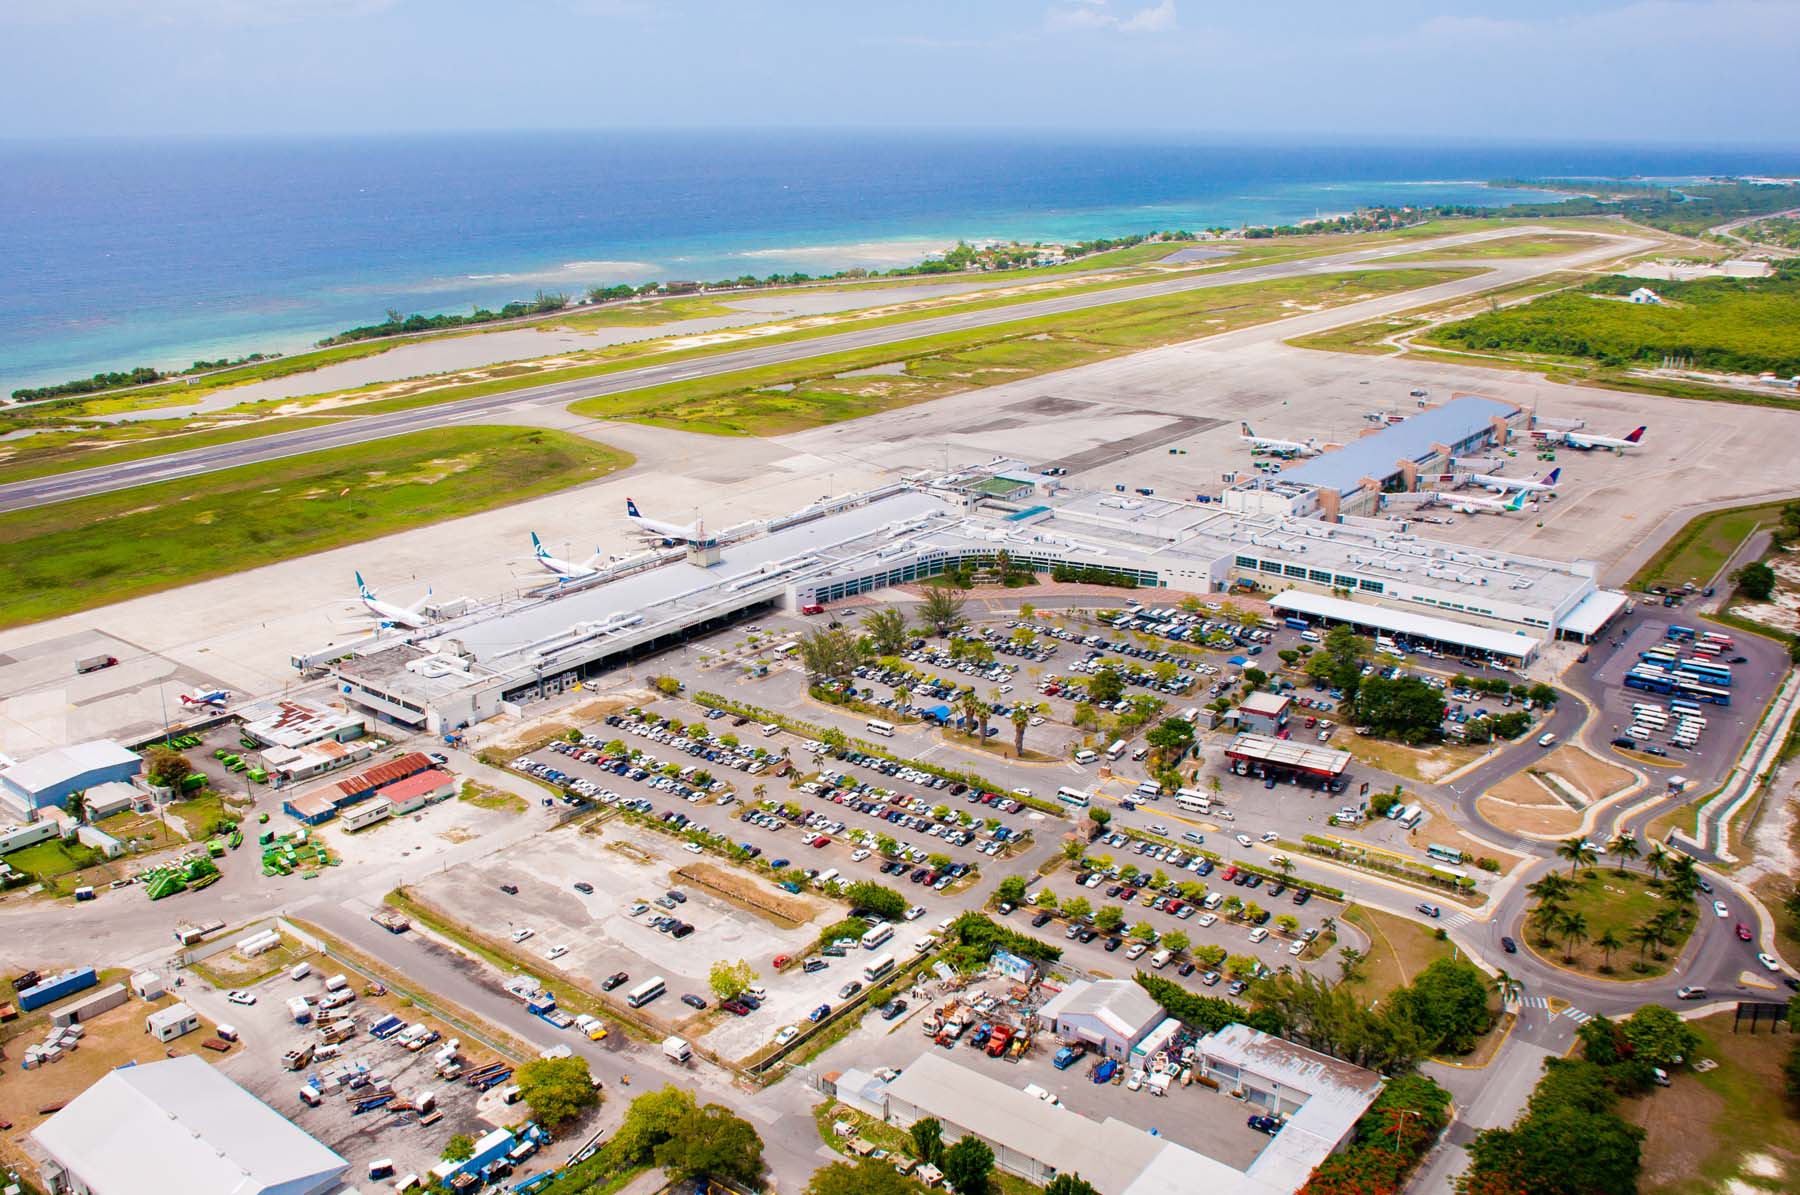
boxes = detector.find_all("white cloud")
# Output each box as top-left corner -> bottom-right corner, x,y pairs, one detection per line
1047,0 -> 1177,34
1119,0 -> 1177,33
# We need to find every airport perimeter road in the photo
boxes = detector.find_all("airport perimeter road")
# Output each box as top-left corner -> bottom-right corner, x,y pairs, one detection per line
0,228 -> 1645,514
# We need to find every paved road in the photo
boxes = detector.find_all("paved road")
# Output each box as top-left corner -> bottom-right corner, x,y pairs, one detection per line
0,228 -> 1649,514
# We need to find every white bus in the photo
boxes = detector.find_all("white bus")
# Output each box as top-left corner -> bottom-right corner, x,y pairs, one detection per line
865,719 -> 895,738
1175,790 -> 1210,814
863,953 -> 897,983
860,923 -> 895,951
1056,786 -> 1091,809
1105,739 -> 1128,761
626,976 -> 666,1008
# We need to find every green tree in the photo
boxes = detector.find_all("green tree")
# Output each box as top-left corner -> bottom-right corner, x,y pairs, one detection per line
1354,674 -> 1448,744
442,1133 -> 476,1162
1337,947 -> 1365,983
1145,716 -> 1196,765
797,626 -> 869,683
708,958 -> 757,1001
143,746 -> 191,789
1594,928 -> 1623,972
1044,1176 -> 1099,1195
1064,895 -> 1092,922
1163,930 -> 1190,954
653,1101 -> 765,1186
515,1055 -> 600,1129
1735,560 -> 1776,600
1620,1004 -> 1699,1067
1011,704 -> 1032,757
1131,921 -> 1158,943
1557,909 -> 1590,963
941,1136 -> 995,1195
920,585 -> 967,635
1089,667 -> 1125,704
844,881 -> 907,922
808,1159 -> 915,1195
1088,806 -> 1112,831
910,1117 -> 944,1166
860,607 -> 910,655
995,876 -> 1028,907
1094,905 -> 1125,933
1556,836 -> 1597,877
1387,957 -> 1493,1054
1607,834 -> 1640,875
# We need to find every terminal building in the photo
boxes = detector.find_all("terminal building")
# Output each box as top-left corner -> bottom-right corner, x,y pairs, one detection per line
300,459 -> 1625,732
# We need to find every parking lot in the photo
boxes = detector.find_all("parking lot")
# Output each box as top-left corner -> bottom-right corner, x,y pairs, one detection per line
181,961 -> 517,1186
837,981 -> 1275,1173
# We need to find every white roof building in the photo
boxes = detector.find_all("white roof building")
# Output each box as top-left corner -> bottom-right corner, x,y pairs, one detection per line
1037,978 -> 1165,1060
31,1054 -> 348,1195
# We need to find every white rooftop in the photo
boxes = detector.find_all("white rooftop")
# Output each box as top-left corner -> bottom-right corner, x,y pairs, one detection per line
1557,588 -> 1630,638
31,1054 -> 348,1195
1038,978 -> 1164,1040
0,740 -> 138,796
1270,591 -> 1541,659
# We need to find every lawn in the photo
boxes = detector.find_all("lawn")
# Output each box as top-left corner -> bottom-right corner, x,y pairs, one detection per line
566,267 -> 1479,435
457,780 -> 527,814
0,413 -> 347,488
4,837 -> 106,880
1522,868 -> 1694,977
1630,497 -> 1794,592
1384,232 -> 1614,261
166,792 -> 234,838
1424,264 -> 1800,377
0,426 -> 630,628
1341,904 -> 1458,1001
549,295 -> 738,330
1286,270 -> 1590,357
1626,1012 -> 1800,1195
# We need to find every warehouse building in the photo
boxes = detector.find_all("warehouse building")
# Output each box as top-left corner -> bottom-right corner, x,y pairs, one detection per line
281,751 -> 434,825
294,463 -> 1620,729
0,741 -> 140,818
1038,979 -> 1166,1061
32,1054 -> 348,1195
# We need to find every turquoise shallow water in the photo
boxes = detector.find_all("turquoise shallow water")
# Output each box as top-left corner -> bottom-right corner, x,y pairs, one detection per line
3,130 -> 1794,391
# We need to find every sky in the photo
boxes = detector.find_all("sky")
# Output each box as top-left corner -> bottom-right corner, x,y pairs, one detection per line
4,0 -> 1799,144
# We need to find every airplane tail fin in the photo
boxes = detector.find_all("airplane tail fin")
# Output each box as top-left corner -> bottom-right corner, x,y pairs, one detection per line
1508,491 -> 1527,510
1542,468 -> 1560,486
531,531 -> 546,555
626,498 -> 643,519
1625,426 -> 1646,443
1240,422 -> 1254,437
355,570 -> 371,597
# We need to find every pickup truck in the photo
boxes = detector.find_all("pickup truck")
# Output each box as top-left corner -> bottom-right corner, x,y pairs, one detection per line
1053,1044 -> 1085,1070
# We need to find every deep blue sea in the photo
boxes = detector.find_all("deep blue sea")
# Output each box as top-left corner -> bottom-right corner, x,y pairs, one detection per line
4,131 -> 1799,392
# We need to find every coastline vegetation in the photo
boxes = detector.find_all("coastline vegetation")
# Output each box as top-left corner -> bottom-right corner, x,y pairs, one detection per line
0,426 -> 630,628
10,352 -> 280,402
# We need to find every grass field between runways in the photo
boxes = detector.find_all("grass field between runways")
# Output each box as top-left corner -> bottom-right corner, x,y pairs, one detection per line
0,426 -> 632,629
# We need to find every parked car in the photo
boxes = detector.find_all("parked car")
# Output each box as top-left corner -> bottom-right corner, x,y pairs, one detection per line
602,972 -> 630,991
1247,1115 -> 1282,1135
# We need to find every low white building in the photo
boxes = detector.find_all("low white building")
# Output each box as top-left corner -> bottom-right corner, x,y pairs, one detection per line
1629,286 -> 1662,304
1037,979 -> 1165,1061
32,1054 -> 348,1195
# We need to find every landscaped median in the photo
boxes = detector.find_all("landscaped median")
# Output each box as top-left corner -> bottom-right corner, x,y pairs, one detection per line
1294,834 -> 1487,904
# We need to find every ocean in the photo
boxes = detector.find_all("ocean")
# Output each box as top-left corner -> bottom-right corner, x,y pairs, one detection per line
4,130 -> 1797,392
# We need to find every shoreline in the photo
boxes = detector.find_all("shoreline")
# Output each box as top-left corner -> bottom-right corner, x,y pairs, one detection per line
4,177 -> 1586,398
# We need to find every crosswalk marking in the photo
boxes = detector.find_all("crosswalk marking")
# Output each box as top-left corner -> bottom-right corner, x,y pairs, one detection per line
1440,911 -> 1472,930
1518,995 -> 1550,1009
1561,1007 -> 1595,1024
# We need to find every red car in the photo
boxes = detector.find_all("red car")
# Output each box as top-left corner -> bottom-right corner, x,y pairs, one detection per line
773,954 -> 791,968
1736,923 -> 1753,941
1221,866 -> 1239,882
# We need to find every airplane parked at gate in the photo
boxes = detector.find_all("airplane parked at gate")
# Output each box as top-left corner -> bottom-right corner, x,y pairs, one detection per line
1449,490 -> 1531,515
351,572 -> 433,629
1470,467 -> 1559,494
1238,423 -> 1321,458
626,498 -> 704,545
530,532 -> 604,581
1533,425 -> 1646,452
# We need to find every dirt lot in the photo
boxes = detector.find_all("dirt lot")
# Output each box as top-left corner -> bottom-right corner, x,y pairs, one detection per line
405,816 -> 892,1064
1542,746 -> 1636,803
1404,797 -> 1525,868
1476,792 -> 1583,837
0,983 -> 222,1176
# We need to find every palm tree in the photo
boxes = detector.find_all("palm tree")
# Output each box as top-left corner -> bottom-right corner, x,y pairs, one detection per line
1531,900 -> 1565,947
1608,834 -> 1640,875
1645,844 -> 1670,882
1556,836 -> 1596,878
1011,705 -> 1031,757
1664,856 -> 1702,910
1337,947 -> 1366,983
1630,921 -> 1662,970
1527,873 -> 1571,904
1594,928 -> 1623,972
1490,968 -> 1522,1006
1557,909 -> 1590,963
1650,907 -> 1685,955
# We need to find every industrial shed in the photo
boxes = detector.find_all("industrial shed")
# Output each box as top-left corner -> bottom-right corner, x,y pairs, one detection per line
32,1054 -> 348,1195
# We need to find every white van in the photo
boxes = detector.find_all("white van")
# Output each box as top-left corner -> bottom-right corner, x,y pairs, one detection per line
1203,891 -> 1225,910
1248,927 -> 1269,944
1536,733 -> 1556,748
1073,749 -> 1098,765
761,722 -> 782,738
289,962 -> 312,982
1149,949 -> 1173,970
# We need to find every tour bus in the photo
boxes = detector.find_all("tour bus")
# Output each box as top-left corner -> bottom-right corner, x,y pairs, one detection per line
626,976 -> 666,1009
1669,699 -> 1702,714
1057,787 -> 1091,809
1699,631 -> 1732,648
1426,844 -> 1464,864
1105,739 -> 1128,761
863,954 -> 897,983
1634,709 -> 1668,727
1674,680 -> 1731,707
1666,624 -> 1697,642
1175,789 -> 1211,814
865,719 -> 896,738
861,923 -> 895,951
1284,617 -> 1311,632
